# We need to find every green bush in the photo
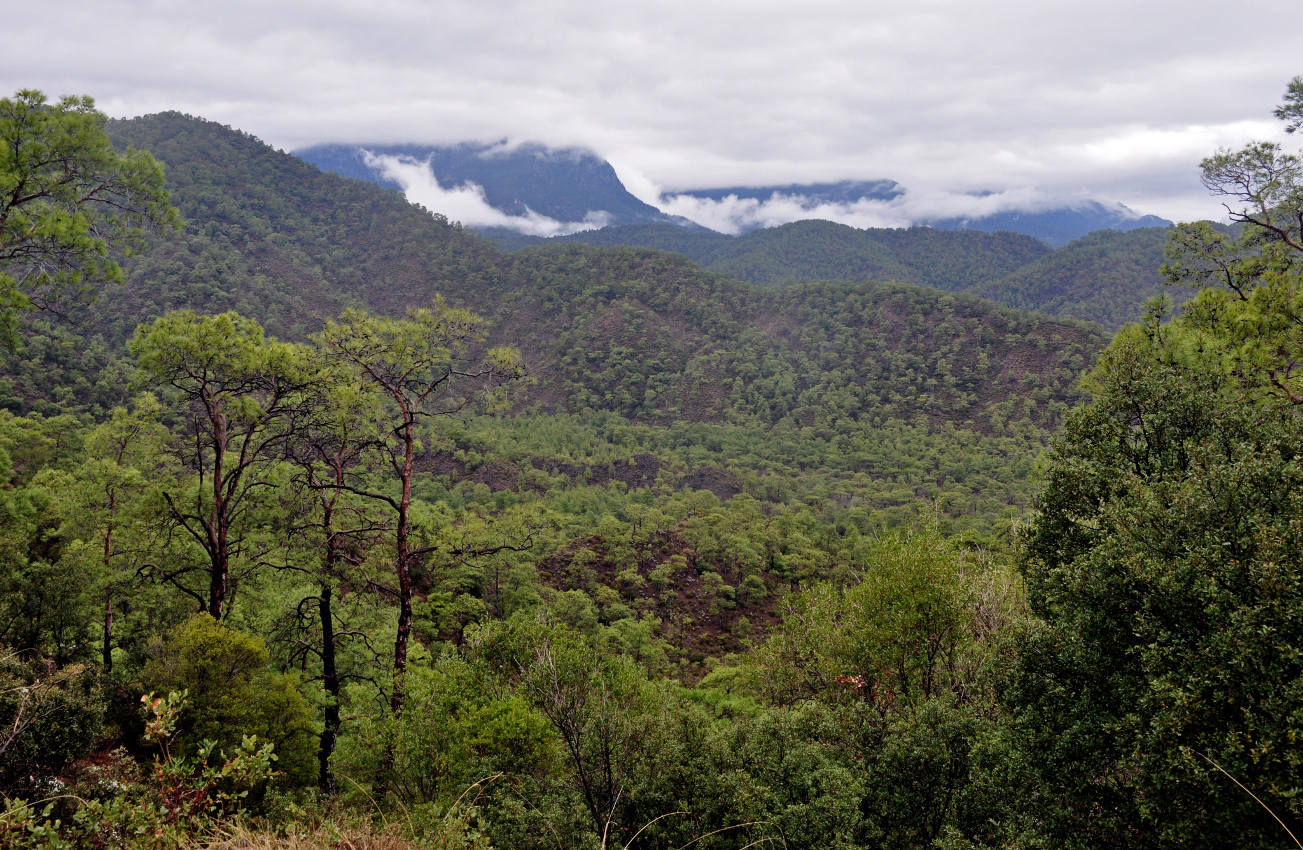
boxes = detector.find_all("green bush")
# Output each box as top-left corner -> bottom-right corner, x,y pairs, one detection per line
143,614 -> 316,788
0,649 -> 102,795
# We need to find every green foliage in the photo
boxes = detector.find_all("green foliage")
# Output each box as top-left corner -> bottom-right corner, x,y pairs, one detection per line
143,614 -> 316,787
758,531 -> 1009,706
0,649 -> 102,795
723,531 -> 1027,848
0,691 -> 276,849
336,654 -> 557,811
0,90 -> 176,337
1161,78 -> 1303,406
1011,316 -> 1303,847
0,412 -> 100,664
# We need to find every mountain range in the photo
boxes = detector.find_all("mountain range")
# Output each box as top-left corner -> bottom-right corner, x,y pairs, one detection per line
295,141 -> 1172,246
0,109 -> 1171,577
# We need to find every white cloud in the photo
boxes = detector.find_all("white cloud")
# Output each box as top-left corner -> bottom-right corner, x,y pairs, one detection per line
361,151 -> 609,236
658,192 -> 907,234
657,186 -> 1115,234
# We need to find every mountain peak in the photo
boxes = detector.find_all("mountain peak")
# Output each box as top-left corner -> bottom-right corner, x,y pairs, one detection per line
293,139 -> 1171,246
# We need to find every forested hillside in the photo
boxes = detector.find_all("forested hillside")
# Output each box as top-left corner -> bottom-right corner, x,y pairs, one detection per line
0,110 -> 1106,540
496,216 -> 1174,330
5,84 -> 1303,850
970,226 -> 1178,325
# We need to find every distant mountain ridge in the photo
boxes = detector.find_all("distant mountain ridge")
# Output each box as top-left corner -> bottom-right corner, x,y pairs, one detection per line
295,141 -> 1172,246
925,201 -> 1172,247
296,141 -> 690,229
675,179 -> 904,204
482,219 -> 1173,330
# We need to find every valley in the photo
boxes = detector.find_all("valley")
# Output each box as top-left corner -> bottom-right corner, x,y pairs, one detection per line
3,85 -> 1300,850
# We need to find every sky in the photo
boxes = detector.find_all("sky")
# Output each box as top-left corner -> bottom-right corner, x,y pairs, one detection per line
5,0 -> 1301,228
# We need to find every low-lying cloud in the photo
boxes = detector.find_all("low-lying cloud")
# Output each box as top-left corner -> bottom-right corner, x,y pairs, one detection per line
656,185 -> 1121,235
361,150 -> 609,237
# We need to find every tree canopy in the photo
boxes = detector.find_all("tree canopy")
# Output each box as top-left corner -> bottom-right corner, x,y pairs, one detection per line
0,90 -> 176,334
1009,74 -> 1303,849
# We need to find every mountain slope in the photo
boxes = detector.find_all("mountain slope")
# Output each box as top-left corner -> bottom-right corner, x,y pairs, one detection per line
707,222 -> 1051,291
973,227 -> 1178,328
96,113 -> 1110,438
105,112 -> 507,337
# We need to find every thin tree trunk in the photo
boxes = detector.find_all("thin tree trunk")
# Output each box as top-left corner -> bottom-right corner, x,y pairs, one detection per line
102,597 -> 113,674
208,408 -> 229,620
318,580 -> 340,792
391,414 -> 415,712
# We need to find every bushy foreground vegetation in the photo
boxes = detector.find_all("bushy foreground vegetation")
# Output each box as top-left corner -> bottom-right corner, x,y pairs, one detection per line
3,80 -> 1303,848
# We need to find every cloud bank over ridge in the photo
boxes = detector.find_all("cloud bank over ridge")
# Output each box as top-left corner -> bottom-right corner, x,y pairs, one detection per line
654,185 -> 1116,235
361,150 -> 610,237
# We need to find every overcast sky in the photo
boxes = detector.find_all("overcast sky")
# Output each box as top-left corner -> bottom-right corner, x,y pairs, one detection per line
5,0 -> 1301,224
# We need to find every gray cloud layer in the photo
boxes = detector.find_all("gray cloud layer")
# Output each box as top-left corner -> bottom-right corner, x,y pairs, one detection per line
5,1 -> 1300,222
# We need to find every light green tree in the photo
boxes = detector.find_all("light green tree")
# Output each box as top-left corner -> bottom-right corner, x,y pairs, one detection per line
130,311 -> 312,620
316,299 -> 523,709
0,90 -> 176,334
57,393 -> 171,674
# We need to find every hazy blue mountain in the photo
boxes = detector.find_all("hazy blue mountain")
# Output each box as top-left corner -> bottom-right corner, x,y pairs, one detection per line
672,179 -> 903,204
926,201 -> 1172,247
296,142 -> 1169,246
295,141 -> 681,227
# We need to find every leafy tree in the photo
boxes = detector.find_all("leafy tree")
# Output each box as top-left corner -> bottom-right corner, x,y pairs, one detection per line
1010,317 -> 1303,847
130,311 -> 311,619
0,90 -> 176,334
317,300 -> 523,708
143,613 -> 317,787
1009,78 -> 1303,848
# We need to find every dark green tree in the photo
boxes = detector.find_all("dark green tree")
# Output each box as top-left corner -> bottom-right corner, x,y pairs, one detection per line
1012,78 -> 1303,847
1011,317 -> 1303,848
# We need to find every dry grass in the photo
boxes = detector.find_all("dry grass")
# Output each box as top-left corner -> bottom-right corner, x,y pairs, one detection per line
195,822 -> 427,850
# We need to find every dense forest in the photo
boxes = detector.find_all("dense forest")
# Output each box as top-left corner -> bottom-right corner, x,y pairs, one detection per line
2,78 -> 1303,850
486,218 -> 1176,331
